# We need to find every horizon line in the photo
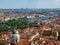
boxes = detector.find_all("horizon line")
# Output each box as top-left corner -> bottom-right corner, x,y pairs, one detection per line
0,8 -> 60,9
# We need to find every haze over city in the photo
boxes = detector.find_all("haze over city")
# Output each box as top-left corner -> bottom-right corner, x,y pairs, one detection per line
0,0 -> 60,9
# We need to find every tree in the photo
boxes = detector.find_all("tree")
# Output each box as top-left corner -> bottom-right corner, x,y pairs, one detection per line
0,17 -> 35,33
6,18 -> 34,30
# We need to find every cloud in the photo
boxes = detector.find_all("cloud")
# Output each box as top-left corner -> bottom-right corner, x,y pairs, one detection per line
55,0 -> 60,2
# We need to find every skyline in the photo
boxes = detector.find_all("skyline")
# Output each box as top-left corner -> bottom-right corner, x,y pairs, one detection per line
0,0 -> 60,9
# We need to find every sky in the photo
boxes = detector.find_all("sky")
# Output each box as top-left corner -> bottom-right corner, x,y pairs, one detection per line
0,0 -> 60,9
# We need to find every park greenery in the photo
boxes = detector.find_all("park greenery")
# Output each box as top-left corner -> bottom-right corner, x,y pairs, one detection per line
0,18 -> 35,33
